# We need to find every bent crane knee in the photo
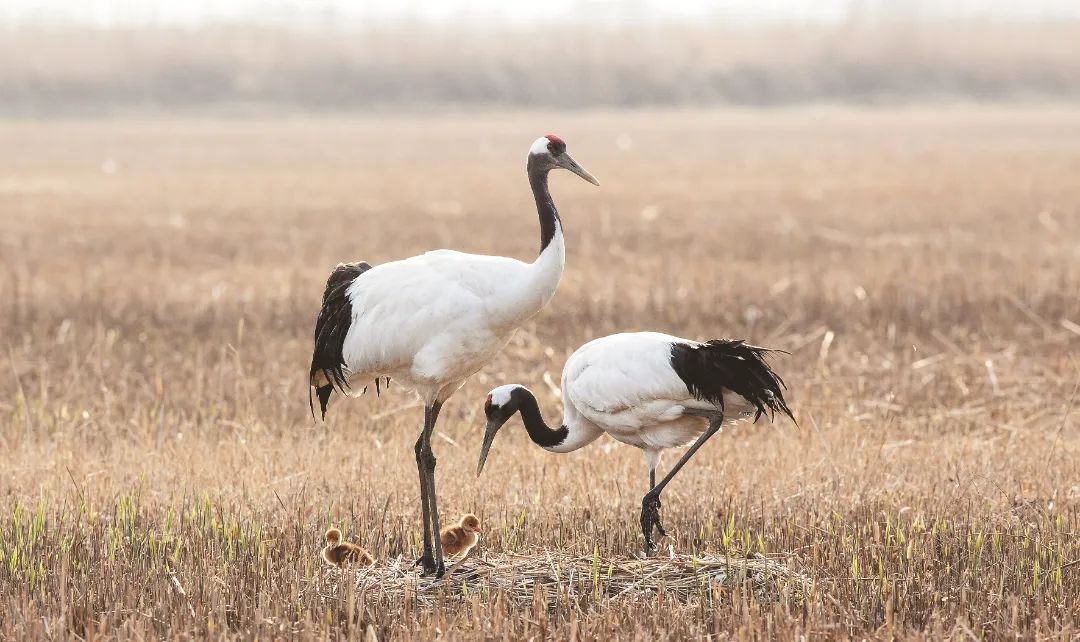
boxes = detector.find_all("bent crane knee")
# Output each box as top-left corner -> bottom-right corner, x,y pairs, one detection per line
419,447 -> 437,470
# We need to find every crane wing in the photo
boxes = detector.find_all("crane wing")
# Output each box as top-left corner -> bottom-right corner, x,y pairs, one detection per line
562,332 -> 794,434
669,339 -> 794,422
309,261 -> 373,419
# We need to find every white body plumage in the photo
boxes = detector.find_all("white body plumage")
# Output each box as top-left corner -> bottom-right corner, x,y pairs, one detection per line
492,332 -> 758,463
563,332 -> 755,454
340,239 -> 563,405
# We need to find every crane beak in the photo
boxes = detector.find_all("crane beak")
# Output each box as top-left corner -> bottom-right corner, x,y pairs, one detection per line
558,153 -> 600,186
476,419 -> 500,477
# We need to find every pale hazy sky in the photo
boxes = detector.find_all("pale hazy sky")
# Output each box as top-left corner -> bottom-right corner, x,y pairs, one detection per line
4,0 -> 1079,29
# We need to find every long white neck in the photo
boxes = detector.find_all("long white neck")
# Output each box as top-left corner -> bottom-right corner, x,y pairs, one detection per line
492,161 -> 566,326
528,218 -> 565,308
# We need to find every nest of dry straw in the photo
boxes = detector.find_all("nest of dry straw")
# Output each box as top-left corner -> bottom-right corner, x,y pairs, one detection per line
332,550 -> 812,606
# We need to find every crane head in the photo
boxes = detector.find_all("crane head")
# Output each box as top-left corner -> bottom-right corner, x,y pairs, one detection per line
528,135 -> 600,186
476,384 -> 527,476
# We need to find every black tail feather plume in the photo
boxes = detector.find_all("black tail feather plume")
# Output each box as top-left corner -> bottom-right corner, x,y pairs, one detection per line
670,339 -> 795,423
309,261 -> 372,420
314,384 -> 334,420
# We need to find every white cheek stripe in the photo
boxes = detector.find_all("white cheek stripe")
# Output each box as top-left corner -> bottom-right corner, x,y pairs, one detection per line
489,384 -> 520,407
529,137 -> 551,156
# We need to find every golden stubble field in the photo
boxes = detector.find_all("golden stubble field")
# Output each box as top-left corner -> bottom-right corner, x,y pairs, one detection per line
2,108 -> 1079,640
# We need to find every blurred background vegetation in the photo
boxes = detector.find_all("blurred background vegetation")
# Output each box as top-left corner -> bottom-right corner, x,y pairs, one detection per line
1,1 -> 1078,116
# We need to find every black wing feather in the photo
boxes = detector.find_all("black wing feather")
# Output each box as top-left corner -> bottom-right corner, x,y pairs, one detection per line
669,339 -> 795,423
309,261 -> 373,420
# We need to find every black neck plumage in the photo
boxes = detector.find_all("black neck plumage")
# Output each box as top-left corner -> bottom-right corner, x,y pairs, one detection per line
528,161 -> 560,254
516,390 -> 568,449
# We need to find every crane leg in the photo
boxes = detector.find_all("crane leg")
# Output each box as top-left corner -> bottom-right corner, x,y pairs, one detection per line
647,468 -> 664,535
642,467 -> 666,550
640,414 -> 723,553
413,432 -> 434,570
415,402 -> 446,577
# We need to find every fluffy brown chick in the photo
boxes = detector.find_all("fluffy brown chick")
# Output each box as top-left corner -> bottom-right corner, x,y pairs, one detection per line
439,514 -> 481,558
321,527 -> 374,569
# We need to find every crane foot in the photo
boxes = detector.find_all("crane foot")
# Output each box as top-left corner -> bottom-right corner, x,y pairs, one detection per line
420,559 -> 445,578
415,553 -> 445,577
640,492 -> 666,553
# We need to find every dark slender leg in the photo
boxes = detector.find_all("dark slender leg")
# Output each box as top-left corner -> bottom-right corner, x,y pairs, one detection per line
641,414 -> 723,552
418,402 -> 445,577
646,468 -> 665,540
413,433 -> 433,569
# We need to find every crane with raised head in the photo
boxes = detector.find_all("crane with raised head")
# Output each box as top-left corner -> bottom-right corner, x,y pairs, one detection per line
309,135 -> 599,576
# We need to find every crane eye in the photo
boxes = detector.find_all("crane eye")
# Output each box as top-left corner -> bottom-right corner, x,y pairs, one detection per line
484,394 -> 493,407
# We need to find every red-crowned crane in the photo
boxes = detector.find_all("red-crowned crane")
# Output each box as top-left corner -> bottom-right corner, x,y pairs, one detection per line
476,332 -> 794,552
309,135 -> 598,577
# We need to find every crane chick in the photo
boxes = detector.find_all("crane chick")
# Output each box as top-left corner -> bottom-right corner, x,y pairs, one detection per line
439,514 -> 481,558
321,527 -> 374,569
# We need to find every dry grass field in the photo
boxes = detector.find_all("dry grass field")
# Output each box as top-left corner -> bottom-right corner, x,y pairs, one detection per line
2,107 -> 1079,639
